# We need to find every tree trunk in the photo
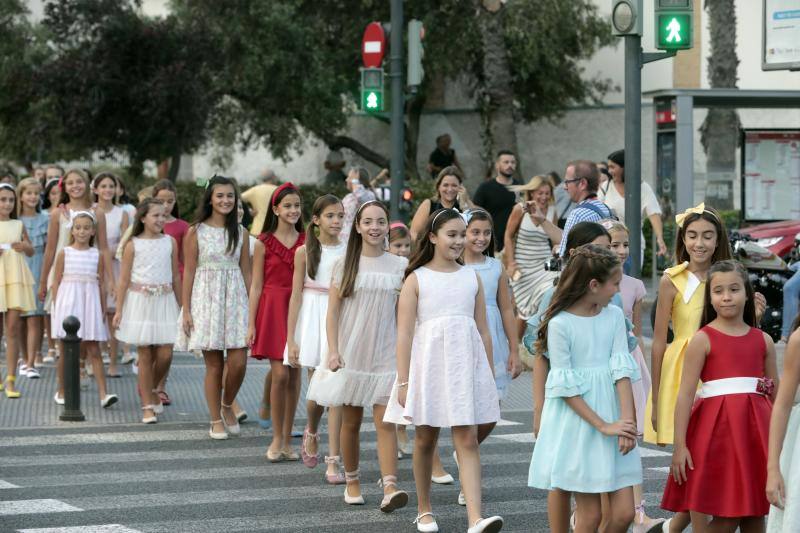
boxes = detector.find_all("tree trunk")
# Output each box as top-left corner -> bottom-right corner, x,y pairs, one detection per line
325,135 -> 389,169
167,149 -> 181,182
477,0 -> 519,178
700,0 -> 740,210
404,92 -> 426,181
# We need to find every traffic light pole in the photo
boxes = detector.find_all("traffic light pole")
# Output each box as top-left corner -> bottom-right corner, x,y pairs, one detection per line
389,0 -> 404,220
623,35 -> 675,278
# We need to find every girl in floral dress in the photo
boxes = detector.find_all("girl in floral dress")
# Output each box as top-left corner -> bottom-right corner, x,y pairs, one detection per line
178,176 -> 251,440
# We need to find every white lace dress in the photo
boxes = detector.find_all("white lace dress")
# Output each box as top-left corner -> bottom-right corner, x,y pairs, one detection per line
384,266 -> 500,427
306,252 -> 406,407
116,236 -> 179,346
283,243 -> 346,368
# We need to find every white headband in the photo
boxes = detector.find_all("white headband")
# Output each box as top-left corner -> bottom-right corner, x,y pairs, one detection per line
66,210 -> 96,229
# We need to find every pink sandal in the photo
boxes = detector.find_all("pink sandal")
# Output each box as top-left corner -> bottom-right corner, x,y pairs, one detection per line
301,427 -> 320,468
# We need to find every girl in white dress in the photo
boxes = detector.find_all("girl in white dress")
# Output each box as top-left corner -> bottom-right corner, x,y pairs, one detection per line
114,199 -> 181,424
767,316 -> 800,532
285,195 -> 346,481
93,172 -> 129,377
51,210 -> 117,408
384,208 -> 503,533
306,200 -> 408,513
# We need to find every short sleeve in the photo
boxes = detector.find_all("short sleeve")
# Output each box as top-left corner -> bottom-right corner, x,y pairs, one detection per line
641,182 -> 662,217
634,278 -> 646,302
472,183 -> 488,209
544,315 -> 588,398
609,308 -> 641,383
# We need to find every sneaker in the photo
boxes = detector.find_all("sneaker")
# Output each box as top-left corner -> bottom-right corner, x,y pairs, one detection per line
26,367 -> 40,379
53,393 -> 64,405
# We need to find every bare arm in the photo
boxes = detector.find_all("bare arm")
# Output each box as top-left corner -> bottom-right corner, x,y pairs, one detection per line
97,249 -> 106,317
496,266 -> 521,378
650,274 -> 677,431
170,238 -> 181,307
245,240 -> 264,346
112,240 -> 134,329
285,247 -> 307,367
239,229 -> 252,290
13,227 -> 34,257
51,249 -> 65,305
648,213 -> 667,256
671,331 -> 709,483
409,199 -> 432,242
473,275 -> 494,372
532,355 -> 549,437
38,210 -> 61,299
767,331 -> 800,508
325,282 -> 344,371
503,205 -> 523,272
395,274 -> 419,407
631,297 -> 643,339
181,227 -> 199,335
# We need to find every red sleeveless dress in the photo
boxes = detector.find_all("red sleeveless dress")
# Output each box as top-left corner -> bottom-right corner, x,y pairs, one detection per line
250,232 -> 305,360
661,326 -> 772,517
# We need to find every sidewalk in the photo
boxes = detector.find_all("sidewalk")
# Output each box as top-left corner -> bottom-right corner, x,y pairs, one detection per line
0,352 -> 536,429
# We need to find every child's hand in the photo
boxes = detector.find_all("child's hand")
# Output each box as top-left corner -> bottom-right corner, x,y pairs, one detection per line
754,291 -> 767,323
245,324 -> 255,347
182,310 -> 194,337
11,242 -> 24,253
327,351 -> 344,372
671,444 -> 694,484
618,436 -> 636,455
287,341 -> 300,368
111,312 -> 121,330
600,419 -> 638,440
533,407 -> 542,438
37,284 -> 46,302
397,384 -> 407,408
766,468 -> 785,509
507,353 -> 523,379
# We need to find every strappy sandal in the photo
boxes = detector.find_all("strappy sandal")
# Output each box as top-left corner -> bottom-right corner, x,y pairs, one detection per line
378,475 -> 408,513
142,405 -> 157,424
208,420 -> 228,440
3,376 -> 20,398
220,402 -> 241,436
414,512 -> 439,532
301,427 -> 320,468
343,470 -> 364,505
324,455 -> 345,484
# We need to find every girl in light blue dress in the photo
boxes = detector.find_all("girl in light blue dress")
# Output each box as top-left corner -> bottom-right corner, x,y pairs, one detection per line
529,243 -> 641,532
462,209 -> 521,401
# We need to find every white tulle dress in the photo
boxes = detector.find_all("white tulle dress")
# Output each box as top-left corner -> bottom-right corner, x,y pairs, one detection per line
384,266 -> 500,427
116,236 -> 179,346
767,388 -> 800,532
306,252 -> 406,407
52,246 -> 108,341
283,243 -> 345,368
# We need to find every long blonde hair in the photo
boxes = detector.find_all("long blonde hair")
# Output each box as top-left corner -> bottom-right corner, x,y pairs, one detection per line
512,174 -> 555,203
16,177 -> 41,216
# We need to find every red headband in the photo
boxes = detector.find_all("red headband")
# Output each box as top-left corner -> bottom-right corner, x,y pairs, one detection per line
389,221 -> 408,230
272,182 -> 298,206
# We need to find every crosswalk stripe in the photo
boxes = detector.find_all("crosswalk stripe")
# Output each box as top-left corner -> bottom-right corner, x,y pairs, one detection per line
19,526 -> 143,533
495,418 -> 523,426
0,480 -> 20,489
650,466 -> 671,473
0,499 -> 82,515
639,447 -> 671,457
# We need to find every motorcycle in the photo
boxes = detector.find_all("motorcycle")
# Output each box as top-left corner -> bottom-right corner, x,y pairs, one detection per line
650,231 -> 792,342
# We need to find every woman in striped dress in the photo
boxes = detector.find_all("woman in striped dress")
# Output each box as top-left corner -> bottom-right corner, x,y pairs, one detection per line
504,175 -> 562,337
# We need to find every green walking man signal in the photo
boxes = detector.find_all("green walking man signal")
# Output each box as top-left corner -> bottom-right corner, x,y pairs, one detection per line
655,0 -> 693,50
360,67 -> 384,113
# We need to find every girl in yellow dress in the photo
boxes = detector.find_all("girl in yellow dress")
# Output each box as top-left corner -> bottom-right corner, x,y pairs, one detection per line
0,183 -> 36,398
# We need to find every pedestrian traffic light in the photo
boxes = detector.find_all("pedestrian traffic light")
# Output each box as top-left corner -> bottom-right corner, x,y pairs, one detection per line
407,19 -> 424,88
360,67 -> 384,113
655,0 -> 693,50
611,0 -> 643,36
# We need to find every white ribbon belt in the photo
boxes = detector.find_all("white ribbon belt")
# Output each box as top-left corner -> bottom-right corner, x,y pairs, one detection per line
698,377 -> 759,398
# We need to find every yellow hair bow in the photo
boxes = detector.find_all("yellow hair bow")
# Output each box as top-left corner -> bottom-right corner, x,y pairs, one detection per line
675,202 -> 710,228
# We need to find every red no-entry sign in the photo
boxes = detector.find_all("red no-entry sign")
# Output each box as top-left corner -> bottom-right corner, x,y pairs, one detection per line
362,22 -> 386,68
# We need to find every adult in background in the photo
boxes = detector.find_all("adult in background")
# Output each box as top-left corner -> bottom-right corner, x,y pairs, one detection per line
599,149 -> 668,267
472,150 -> 521,253
550,171 -> 574,229
409,166 -> 472,241
322,150 -> 347,188
504,175 -> 561,337
340,166 -> 376,242
426,133 -> 462,179
557,160 -> 614,257
241,169 -> 279,236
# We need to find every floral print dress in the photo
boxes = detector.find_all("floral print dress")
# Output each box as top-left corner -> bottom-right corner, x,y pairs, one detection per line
176,223 -> 249,351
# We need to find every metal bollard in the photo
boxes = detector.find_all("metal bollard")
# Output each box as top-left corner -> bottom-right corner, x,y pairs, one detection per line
59,316 -> 85,422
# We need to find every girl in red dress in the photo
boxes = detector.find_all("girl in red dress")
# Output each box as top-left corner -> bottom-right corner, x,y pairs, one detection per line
664,260 -> 778,531
247,183 -> 305,461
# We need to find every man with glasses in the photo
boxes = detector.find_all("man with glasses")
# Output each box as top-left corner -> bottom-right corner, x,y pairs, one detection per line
557,160 -> 614,257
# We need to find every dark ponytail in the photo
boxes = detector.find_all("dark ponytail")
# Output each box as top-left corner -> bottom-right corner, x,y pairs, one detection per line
305,194 -> 342,280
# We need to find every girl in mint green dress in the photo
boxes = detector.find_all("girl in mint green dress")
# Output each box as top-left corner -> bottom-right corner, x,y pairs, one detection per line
528,244 -> 641,531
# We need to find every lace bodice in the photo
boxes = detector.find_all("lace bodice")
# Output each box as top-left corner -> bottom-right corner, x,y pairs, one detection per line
131,236 -> 173,285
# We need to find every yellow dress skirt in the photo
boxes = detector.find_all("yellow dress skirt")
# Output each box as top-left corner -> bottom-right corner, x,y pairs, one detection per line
0,220 -> 36,313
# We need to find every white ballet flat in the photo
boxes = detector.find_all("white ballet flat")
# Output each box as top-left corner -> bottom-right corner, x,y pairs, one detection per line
467,516 -> 504,533
431,473 -> 454,484
414,512 -> 439,532
344,484 -> 365,505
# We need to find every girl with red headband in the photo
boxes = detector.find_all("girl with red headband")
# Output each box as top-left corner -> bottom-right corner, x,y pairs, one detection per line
247,182 -> 306,461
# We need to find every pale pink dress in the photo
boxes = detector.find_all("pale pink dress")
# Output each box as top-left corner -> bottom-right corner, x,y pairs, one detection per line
620,274 -> 651,435
52,246 -> 108,341
384,266 -> 500,427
